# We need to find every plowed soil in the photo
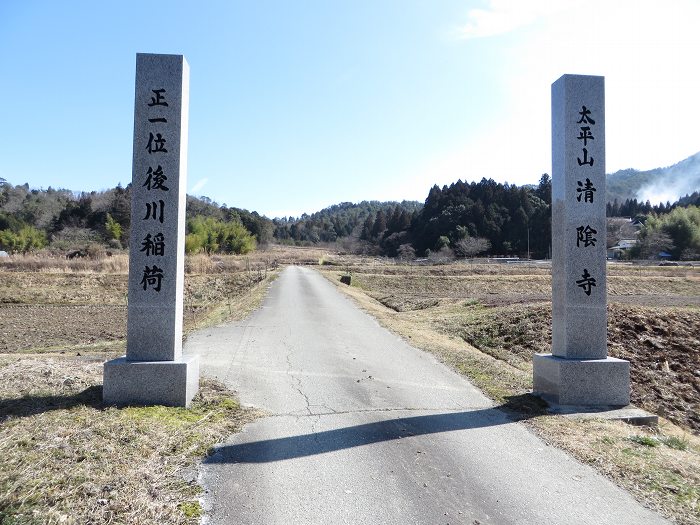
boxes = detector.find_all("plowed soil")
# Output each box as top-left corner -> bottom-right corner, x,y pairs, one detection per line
0,270 -> 265,355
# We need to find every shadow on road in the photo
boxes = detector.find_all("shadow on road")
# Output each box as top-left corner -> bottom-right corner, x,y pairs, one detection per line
206,394 -> 545,464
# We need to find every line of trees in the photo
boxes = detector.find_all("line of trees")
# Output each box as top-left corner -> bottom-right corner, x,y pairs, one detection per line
630,205 -> 700,260
274,176 -> 552,259
0,179 -> 271,256
3,174 -> 697,261
606,192 -> 700,218
408,176 -> 552,258
272,201 -> 421,246
272,177 -> 698,261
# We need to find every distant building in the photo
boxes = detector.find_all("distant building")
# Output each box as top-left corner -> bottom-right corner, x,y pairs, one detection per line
607,239 -> 637,259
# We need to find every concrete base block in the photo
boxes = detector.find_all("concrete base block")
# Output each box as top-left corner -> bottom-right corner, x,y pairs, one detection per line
546,404 -> 658,427
533,353 -> 630,406
103,355 -> 199,407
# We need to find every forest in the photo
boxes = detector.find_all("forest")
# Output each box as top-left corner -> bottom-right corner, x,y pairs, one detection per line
1,175 -> 698,260
0,181 -> 268,256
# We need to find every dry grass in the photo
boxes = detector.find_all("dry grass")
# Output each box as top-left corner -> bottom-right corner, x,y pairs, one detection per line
0,253 -> 130,274
0,355 -> 261,524
0,253 -> 281,524
321,261 -> 700,524
530,416 -> 699,525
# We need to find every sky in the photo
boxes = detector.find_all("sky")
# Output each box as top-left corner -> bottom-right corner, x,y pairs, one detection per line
1,0 -> 699,218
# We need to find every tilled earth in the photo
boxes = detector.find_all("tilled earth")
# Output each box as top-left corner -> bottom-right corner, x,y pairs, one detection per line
610,305 -> 700,432
0,305 -> 126,353
0,271 -> 262,354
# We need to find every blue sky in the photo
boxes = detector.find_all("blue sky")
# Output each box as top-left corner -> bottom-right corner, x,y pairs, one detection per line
1,1 -> 699,217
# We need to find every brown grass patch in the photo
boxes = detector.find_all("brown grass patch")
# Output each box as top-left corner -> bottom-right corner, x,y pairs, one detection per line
0,268 -> 278,355
0,355 -> 260,524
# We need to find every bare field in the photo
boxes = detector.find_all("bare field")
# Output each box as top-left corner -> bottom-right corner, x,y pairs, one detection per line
0,253 -> 282,524
0,267 -> 278,356
321,259 -> 700,524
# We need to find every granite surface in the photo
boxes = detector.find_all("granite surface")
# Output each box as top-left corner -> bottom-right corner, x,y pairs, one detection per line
127,53 -> 189,362
104,54 -> 197,407
533,353 -> 630,406
103,355 -> 199,407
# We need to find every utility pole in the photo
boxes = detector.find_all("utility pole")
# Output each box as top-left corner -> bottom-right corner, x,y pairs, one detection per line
527,226 -> 530,260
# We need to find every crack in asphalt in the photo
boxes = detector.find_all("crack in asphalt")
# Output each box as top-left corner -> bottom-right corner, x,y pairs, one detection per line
265,406 -> 486,418
283,339 -> 322,436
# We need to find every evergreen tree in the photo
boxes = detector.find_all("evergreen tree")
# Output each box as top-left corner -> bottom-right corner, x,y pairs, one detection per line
371,210 -> 387,239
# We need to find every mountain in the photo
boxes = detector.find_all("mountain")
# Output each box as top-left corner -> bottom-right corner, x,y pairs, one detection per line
607,151 -> 700,204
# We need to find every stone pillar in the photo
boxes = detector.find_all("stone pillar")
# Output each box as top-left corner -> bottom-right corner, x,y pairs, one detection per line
533,74 -> 629,406
103,54 -> 199,407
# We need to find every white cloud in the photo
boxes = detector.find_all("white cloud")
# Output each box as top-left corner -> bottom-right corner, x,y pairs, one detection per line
458,0 -> 573,40
189,178 -> 209,194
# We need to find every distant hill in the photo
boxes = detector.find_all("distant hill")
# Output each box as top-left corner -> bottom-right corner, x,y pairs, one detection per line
607,151 -> 700,204
272,200 -> 422,244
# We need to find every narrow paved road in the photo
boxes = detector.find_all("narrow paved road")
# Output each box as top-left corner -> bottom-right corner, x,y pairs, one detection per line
185,266 -> 666,525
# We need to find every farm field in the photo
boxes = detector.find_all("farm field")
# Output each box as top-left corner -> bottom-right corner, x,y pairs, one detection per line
1,249 -> 699,523
0,251 -> 283,524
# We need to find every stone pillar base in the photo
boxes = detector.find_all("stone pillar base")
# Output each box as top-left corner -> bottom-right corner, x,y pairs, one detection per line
533,353 -> 629,406
103,355 -> 199,407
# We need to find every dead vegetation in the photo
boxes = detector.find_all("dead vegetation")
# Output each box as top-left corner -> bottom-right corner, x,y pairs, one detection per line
0,355 -> 260,524
321,258 -> 700,524
0,251 -> 284,523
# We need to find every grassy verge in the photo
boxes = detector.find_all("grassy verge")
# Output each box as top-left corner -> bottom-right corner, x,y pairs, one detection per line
0,355 -> 260,524
184,271 -> 279,333
321,267 -> 700,525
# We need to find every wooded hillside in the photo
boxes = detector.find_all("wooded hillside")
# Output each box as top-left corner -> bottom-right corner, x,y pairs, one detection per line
1,172 -> 698,260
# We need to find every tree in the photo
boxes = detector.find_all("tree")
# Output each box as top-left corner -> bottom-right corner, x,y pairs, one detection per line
662,206 -> 700,259
105,213 -> 122,245
435,235 -> 450,251
185,215 -> 256,255
371,210 -> 387,239
535,174 -> 551,204
631,206 -> 700,260
632,230 -> 675,259
397,243 -> 416,261
218,220 -> 257,254
0,225 -> 47,254
453,237 -> 491,258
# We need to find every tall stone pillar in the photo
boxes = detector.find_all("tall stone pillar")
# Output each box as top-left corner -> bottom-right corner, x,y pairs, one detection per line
103,54 -> 199,407
533,74 -> 629,406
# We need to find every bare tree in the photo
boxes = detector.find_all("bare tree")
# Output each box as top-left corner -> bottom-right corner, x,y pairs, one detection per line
637,231 -> 675,259
454,237 -> 491,258
397,243 -> 416,261
606,217 -> 639,248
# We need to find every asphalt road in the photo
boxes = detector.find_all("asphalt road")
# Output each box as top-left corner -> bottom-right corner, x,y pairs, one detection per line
185,266 -> 666,525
